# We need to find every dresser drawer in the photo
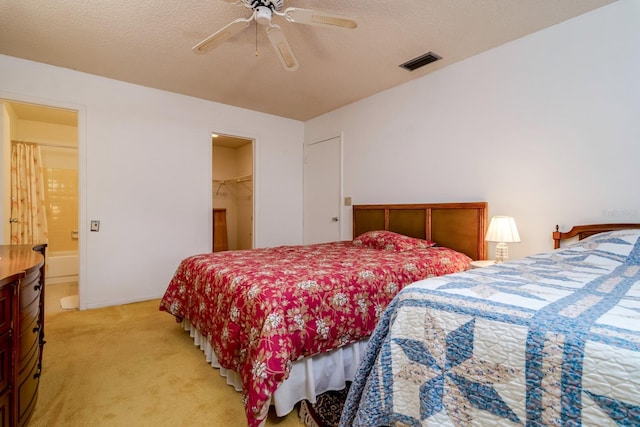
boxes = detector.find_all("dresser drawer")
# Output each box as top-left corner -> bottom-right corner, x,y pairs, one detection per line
18,314 -> 40,367
0,286 -> 12,336
0,332 -> 10,395
0,389 -> 9,427
19,295 -> 39,336
20,269 -> 41,310
17,349 -> 40,426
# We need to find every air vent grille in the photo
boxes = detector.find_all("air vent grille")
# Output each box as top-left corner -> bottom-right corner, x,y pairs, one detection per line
399,52 -> 441,71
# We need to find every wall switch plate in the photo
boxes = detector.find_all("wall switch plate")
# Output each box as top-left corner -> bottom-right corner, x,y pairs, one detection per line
344,196 -> 352,206
90,220 -> 100,232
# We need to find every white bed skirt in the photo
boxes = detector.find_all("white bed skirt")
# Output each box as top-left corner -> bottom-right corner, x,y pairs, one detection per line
182,319 -> 368,419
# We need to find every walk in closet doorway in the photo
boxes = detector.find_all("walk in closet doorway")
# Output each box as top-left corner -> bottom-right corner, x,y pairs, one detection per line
212,134 -> 254,252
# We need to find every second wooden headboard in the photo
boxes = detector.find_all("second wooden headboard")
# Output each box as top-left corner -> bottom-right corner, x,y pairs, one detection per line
553,223 -> 640,249
352,202 -> 488,260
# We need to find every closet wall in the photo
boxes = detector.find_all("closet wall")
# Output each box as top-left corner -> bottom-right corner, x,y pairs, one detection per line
212,139 -> 253,251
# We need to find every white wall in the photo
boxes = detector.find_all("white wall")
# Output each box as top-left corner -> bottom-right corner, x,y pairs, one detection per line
305,0 -> 640,260
0,55 -> 304,309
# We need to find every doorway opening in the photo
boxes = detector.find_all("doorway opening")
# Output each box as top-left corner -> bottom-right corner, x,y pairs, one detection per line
212,133 -> 254,251
0,99 -> 79,313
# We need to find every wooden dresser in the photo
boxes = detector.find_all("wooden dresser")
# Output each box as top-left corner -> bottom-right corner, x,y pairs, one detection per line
0,244 -> 46,426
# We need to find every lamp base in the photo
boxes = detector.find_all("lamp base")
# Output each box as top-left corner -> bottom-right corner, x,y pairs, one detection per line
495,243 -> 509,263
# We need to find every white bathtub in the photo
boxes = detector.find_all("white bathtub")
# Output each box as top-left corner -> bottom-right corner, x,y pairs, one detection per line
46,250 -> 78,285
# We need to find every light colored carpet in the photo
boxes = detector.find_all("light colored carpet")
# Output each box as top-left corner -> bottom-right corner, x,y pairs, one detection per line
29,299 -> 302,426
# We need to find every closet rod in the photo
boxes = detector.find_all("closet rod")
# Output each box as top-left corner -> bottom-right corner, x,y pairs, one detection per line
229,175 -> 252,184
12,140 -> 77,150
212,174 -> 252,184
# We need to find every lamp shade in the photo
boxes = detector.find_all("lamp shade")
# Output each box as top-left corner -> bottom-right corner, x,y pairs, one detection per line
485,216 -> 521,243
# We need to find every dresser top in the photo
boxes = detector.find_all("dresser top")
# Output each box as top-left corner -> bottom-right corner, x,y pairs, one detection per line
0,244 -> 45,285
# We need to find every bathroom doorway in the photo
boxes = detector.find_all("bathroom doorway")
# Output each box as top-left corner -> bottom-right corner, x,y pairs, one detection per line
0,100 -> 80,313
212,133 -> 254,251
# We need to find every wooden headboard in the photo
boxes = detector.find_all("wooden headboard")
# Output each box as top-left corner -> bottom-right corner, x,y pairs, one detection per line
553,223 -> 640,249
352,202 -> 488,260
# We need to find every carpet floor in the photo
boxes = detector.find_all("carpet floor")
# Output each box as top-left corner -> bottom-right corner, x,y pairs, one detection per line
29,298 -> 302,426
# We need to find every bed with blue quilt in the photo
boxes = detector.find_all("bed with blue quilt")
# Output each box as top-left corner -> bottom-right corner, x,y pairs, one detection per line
340,225 -> 640,426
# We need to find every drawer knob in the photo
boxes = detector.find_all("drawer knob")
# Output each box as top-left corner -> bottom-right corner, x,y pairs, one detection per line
33,326 -> 40,334
33,369 -> 41,379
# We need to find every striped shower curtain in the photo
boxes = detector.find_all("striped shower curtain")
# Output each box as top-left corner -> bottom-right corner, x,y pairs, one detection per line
10,142 -> 48,245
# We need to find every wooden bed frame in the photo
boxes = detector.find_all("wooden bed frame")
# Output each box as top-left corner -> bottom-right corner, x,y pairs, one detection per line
352,202 -> 488,260
553,223 -> 640,249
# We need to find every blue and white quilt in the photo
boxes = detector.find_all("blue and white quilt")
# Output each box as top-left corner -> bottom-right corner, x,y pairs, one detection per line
340,229 -> 640,426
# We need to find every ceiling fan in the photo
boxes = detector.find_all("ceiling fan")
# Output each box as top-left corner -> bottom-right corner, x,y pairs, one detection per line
193,0 -> 358,71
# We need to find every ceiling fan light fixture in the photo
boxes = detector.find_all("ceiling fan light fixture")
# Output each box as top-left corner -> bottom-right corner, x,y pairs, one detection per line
255,6 -> 272,25
193,2 -> 355,71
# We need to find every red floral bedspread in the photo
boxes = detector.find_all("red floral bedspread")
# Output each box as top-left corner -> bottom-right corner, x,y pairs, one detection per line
159,241 -> 470,426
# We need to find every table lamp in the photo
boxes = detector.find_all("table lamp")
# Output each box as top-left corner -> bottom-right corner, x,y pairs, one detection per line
485,216 -> 520,263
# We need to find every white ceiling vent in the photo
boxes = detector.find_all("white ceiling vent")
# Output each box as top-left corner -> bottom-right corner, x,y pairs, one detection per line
399,52 -> 441,71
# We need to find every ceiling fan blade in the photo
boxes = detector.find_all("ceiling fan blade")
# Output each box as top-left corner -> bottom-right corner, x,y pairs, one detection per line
266,25 -> 299,71
192,17 -> 252,54
282,8 -> 357,29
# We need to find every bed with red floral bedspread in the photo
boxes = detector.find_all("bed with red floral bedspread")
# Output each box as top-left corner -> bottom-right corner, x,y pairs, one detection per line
160,233 -> 471,426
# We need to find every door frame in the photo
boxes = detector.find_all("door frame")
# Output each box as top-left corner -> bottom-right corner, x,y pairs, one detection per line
0,91 -> 87,308
211,130 -> 257,250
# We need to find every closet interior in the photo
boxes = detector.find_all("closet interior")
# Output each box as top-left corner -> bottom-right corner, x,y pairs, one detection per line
212,134 -> 253,252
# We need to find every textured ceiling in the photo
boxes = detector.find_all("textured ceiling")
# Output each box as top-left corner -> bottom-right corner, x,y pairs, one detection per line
0,0 -> 616,121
